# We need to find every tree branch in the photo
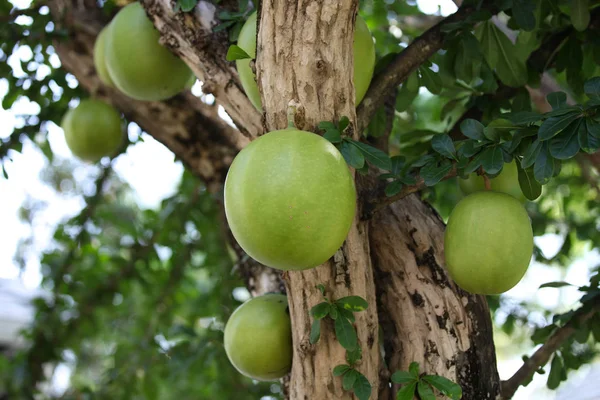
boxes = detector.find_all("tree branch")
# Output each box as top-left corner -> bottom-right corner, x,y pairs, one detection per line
356,3 -> 496,132
500,300 -> 600,399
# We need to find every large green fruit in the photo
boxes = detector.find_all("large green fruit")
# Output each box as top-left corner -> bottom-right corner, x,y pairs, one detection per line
61,99 -> 123,163
458,160 -> 525,201
444,191 -> 533,294
105,3 -> 194,101
224,128 -> 356,270
224,294 -> 292,381
94,25 -> 115,87
236,12 -> 375,111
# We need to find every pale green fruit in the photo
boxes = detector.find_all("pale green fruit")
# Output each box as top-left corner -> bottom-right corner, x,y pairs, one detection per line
105,3 -> 194,101
224,128 -> 356,270
224,294 -> 292,381
458,160 -> 526,201
444,191 -> 533,294
94,25 -> 115,87
61,99 -> 123,163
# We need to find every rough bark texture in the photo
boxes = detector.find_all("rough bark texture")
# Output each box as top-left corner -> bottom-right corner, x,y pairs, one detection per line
257,2 -> 380,399
370,196 -> 500,399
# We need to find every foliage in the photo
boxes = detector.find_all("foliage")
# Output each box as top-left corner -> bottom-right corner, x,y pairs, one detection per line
391,362 -> 462,400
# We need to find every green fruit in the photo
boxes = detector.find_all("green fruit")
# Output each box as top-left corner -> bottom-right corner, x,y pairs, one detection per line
61,99 -> 123,163
458,160 -> 526,201
105,3 -> 194,101
94,25 -> 115,87
444,191 -> 533,295
236,12 -> 375,111
224,294 -> 292,381
224,128 -> 356,270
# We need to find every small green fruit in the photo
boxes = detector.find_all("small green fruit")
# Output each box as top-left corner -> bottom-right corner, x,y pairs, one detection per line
105,3 -> 194,101
61,99 -> 123,163
459,160 -> 526,201
93,25 -> 115,87
224,294 -> 292,381
224,128 -> 356,270
444,191 -> 533,294
236,12 -> 376,111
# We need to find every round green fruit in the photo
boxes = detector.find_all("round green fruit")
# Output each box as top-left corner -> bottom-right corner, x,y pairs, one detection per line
458,160 -> 525,201
236,12 -> 375,111
224,128 -> 356,270
94,25 -> 115,87
61,99 -> 123,163
224,294 -> 292,381
444,191 -> 533,295
105,3 -> 194,101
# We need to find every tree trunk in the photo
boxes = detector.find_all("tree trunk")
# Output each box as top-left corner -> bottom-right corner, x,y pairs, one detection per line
49,1 -> 502,399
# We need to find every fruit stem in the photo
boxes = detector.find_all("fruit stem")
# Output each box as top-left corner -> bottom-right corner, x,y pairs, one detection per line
286,100 -> 301,129
483,174 -> 492,191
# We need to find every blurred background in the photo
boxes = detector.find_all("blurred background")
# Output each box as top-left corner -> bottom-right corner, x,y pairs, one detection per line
1,0 -> 599,399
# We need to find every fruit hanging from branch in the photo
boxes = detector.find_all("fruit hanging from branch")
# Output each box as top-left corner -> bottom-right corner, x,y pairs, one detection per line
459,160 -> 526,202
224,128 -> 356,271
93,25 -> 115,88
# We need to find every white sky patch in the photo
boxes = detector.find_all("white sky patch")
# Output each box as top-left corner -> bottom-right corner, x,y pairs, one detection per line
416,0 -> 458,16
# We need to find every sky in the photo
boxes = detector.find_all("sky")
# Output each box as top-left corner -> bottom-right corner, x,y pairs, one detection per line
1,0 -> 599,398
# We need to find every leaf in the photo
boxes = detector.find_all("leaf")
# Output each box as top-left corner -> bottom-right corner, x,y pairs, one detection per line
175,0 -> 198,12
547,354 -> 565,390
460,119 -> 486,140
348,140 -> 392,171
419,66 -> 443,95
338,307 -> 356,323
353,373 -> 372,400
571,0 -> 590,31
422,375 -> 463,399
531,324 -> 557,344
409,362 -> 420,378
335,296 -> 369,312
584,77 -> 600,98
549,119 -> 581,159
340,141 -> 365,169
323,128 -> 342,143
316,284 -> 326,296
310,319 -> 321,344
339,116 -> 350,132
346,345 -> 363,366
506,111 -> 542,125
310,302 -> 331,320
481,146 -> 504,175
512,0 -> 536,31
538,114 -> 580,141
579,124 -> 600,153
587,118 -> 600,138
397,382 -> 418,400
431,134 -> 456,160
334,316 -> 357,351
516,163 -> 541,201
318,121 -> 337,131
486,119 -> 516,141
534,144 -> 556,184
385,180 -> 403,197
390,156 -> 405,175
226,45 -> 251,61
546,92 -> 567,110
343,369 -> 359,391
420,162 -> 453,187
391,371 -> 417,384
329,305 -> 339,320
333,364 -> 351,377
522,139 -> 542,168
417,381 -> 436,400
539,281 -> 573,289
396,78 -> 419,112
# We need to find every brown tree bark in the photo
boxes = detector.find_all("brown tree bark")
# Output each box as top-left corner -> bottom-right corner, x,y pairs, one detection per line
49,1 -> 502,399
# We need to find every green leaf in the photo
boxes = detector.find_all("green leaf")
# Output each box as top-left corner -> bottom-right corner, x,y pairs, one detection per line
538,114 -> 580,141
175,0 -> 198,12
547,354 -> 565,390
420,162 -> 453,186
422,375 -> 463,399
512,0 -> 536,31
338,307 -> 356,323
481,146 -> 504,175
486,118 -> 516,141
460,119 -> 486,140
323,128 -> 342,143
539,281 -> 573,289
353,373 -> 372,400
385,180 -> 403,197
333,364 -> 351,377
549,119 -> 582,159
310,319 -> 321,344
397,382 -> 418,400
417,381 -> 436,400
310,302 -> 331,320
546,92 -> 567,110
534,144 -> 556,184
346,344 -> 363,366
390,156 -> 405,175
522,139 -> 542,168
571,0 -> 590,31
340,141 -> 365,169
531,324 -> 557,344
587,118 -> 600,138
318,121 -> 337,131
391,371 -> 417,384
516,163 -> 541,201
579,124 -> 600,153
316,284 -> 326,296
348,140 -> 392,171
396,78 -> 419,112
329,305 -> 339,320
226,45 -> 251,61
335,296 -> 369,312
419,66 -> 443,95
343,369 -> 359,391
431,134 -> 456,160
335,316 -> 357,351
506,111 -> 542,125
409,362 -> 420,378
584,77 -> 600,98
339,116 -> 350,132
